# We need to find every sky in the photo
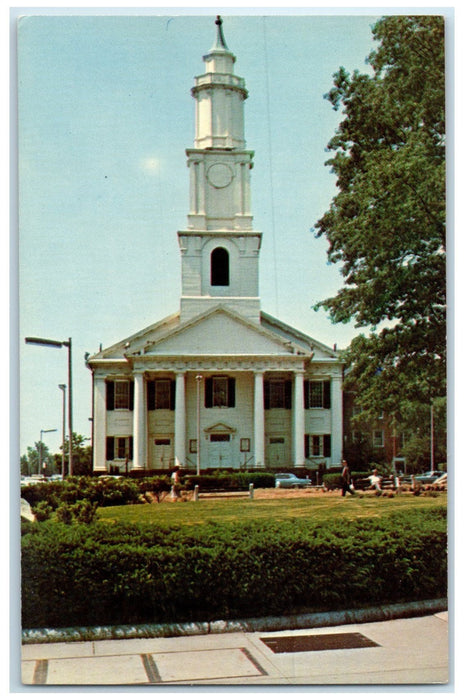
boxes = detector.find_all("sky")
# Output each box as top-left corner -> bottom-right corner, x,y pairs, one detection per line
14,6 -> 437,460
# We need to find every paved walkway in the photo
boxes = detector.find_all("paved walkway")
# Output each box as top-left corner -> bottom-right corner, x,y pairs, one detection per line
21,612 -> 449,687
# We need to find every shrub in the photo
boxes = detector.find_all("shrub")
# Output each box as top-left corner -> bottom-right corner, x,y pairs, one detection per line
32,501 -> 53,522
21,506 -> 447,629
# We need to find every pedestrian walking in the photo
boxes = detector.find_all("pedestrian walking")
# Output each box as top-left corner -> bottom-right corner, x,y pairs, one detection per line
170,467 -> 181,501
341,459 -> 356,496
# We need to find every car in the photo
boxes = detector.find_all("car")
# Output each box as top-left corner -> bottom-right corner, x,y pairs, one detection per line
414,470 -> 445,484
274,473 -> 312,488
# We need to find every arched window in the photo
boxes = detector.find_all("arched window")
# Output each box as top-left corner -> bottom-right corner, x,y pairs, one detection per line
211,247 -> 230,286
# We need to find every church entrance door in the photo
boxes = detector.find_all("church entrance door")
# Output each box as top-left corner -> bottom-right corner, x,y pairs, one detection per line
149,435 -> 174,470
208,433 -> 232,469
267,436 -> 288,469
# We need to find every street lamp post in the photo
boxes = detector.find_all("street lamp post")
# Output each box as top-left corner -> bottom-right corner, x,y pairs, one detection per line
59,384 -> 67,478
25,337 -> 73,475
195,375 -> 203,476
39,428 -> 57,475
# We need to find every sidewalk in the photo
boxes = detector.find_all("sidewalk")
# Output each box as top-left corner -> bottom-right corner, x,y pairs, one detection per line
21,611 -> 449,687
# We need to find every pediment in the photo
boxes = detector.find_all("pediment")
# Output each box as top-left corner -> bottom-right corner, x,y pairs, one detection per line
204,422 -> 237,435
141,306 -> 304,357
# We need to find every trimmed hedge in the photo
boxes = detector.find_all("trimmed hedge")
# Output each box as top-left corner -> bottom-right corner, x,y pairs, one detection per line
21,506 -> 447,629
323,472 -> 369,490
183,471 -> 275,491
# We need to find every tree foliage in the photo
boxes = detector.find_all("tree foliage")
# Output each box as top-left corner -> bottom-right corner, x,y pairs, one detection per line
314,16 -> 446,414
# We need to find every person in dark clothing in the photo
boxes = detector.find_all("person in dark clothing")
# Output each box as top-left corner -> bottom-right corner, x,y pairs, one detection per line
341,459 -> 356,496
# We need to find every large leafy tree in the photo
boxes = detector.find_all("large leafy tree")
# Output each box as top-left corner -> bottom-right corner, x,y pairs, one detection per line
315,16 -> 446,422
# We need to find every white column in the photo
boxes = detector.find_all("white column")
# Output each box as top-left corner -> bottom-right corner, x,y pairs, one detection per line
93,375 -> 107,472
254,371 -> 265,467
132,371 -> 146,470
331,370 -> 344,466
293,370 -> 306,468
174,372 -> 186,467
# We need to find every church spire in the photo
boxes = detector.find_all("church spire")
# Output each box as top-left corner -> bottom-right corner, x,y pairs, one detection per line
211,15 -> 229,51
178,16 -> 262,324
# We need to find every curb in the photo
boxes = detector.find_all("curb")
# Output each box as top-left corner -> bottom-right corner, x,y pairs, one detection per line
22,598 -> 447,645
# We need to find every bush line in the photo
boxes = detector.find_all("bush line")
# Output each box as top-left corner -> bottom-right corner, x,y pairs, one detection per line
21,506 -> 447,629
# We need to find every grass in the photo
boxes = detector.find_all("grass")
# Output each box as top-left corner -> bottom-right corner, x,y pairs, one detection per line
97,491 -> 447,528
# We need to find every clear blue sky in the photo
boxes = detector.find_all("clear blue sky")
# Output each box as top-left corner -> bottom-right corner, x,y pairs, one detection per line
18,10 -> 382,459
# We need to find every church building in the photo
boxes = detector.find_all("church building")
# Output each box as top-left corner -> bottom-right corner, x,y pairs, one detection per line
87,17 -> 344,474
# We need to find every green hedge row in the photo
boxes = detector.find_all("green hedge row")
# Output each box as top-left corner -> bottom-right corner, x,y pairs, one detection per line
20,473 -> 276,514
183,472 -> 275,491
323,472 -> 369,490
21,506 -> 447,629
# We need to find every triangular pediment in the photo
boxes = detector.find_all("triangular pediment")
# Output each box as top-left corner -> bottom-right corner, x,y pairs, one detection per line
204,422 -> 237,434
260,311 -> 341,361
140,305 -> 306,357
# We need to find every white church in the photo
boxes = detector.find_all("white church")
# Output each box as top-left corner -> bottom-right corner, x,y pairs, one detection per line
87,17 -> 344,475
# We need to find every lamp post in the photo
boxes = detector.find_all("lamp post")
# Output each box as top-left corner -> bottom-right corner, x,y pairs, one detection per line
25,337 -> 73,475
195,375 -> 203,476
58,384 -> 66,478
39,428 -> 57,475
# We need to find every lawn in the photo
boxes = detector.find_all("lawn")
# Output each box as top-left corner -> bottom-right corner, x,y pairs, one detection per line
97,490 -> 447,528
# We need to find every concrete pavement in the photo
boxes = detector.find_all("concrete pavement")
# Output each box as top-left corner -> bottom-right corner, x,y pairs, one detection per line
21,611 -> 449,687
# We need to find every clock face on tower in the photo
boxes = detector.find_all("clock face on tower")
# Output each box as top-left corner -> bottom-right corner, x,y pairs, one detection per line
206,163 -> 234,188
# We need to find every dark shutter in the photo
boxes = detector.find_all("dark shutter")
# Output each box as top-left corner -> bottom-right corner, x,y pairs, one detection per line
106,381 -> 114,410
106,436 -> 114,460
147,380 -> 156,410
304,380 -> 309,409
205,377 -> 213,408
323,434 -> 331,458
284,380 -> 292,409
129,436 -> 133,460
264,381 -> 270,409
323,380 -> 331,409
170,380 -> 176,410
129,380 -> 134,411
304,434 -> 310,459
228,378 -> 236,407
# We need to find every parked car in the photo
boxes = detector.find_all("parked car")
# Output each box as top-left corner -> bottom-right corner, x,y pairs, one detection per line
275,473 -> 312,488
414,470 -> 445,484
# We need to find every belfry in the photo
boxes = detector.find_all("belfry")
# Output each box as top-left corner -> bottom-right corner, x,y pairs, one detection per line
87,17 -> 343,474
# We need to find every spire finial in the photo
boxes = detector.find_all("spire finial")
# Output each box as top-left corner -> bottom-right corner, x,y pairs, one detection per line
213,14 -> 229,50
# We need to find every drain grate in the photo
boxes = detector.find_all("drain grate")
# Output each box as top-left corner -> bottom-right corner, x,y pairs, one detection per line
261,632 -> 379,654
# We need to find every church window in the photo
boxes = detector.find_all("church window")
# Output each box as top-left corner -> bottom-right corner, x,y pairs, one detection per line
211,247 -> 230,286
106,436 -> 133,460
147,379 -> 175,410
205,376 -> 236,408
106,380 -> 134,410
305,434 -> 331,458
264,380 -> 292,409
305,380 -> 331,409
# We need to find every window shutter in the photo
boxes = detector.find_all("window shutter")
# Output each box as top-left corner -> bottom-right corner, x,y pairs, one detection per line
323,380 -> 331,408
304,380 -> 309,409
106,381 -> 114,411
304,434 -> 310,459
205,377 -> 213,408
129,436 -> 133,460
147,381 -> 156,410
284,380 -> 292,409
323,434 -> 331,458
129,381 -> 134,411
106,436 -> 114,460
228,378 -> 236,407
170,380 -> 176,410
264,381 -> 270,409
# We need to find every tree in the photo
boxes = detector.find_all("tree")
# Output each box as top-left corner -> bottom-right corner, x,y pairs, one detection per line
55,433 -> 92,476
314,16 -> 446,417
21,442 -> 55,476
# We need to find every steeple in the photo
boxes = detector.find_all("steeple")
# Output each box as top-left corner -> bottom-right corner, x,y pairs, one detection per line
211,15 -> 229,51
178,17 -> 262,324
